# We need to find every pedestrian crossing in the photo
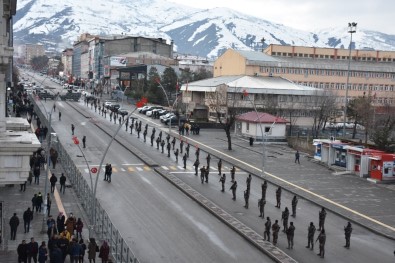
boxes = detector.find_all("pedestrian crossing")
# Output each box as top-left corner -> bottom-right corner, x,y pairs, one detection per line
81,165 -> 244,175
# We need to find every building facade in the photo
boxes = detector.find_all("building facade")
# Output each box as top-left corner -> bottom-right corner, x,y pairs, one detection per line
20,44 -> 45,65
214,47 -> 395,107
61,48 -> 73,79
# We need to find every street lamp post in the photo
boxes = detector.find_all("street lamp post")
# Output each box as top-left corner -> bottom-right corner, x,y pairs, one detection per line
343,22 -> 357,137
156,80 -> 173,135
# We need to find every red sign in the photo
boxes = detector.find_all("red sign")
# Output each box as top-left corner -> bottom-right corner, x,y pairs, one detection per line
91,167 -> 98,173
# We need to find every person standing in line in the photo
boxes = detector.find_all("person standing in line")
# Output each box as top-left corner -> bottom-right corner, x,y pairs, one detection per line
186,143 -> 190,158
53,104 -> 56,112
71,124 -> 75,135
150,133 -> 154,147
10,213 -> 20,240
246,174 -> 252,194
59,173 -> 66,194
50,173 -> 57,193
206,154 -> 211,168
17,240 -> 28,263
295,150 -> 300,164
27,237 -> 39,263
200,166 -> 206,184
230,181 -> 237,200
316,229 -> 326,258
306,222 -> 316,250
230,166 -> 236,183
182,153 -> 187,169
275,186 -> 282,208
88,238 -> 97,263
282,207 -> 290,232
217,159 -> 222,175
286,222 -> 295,249
23,208 -> 33,234
272,220 -> 280,246
318,207 -> 327,231
167,141 -> 171,157
204,168 -> 209,183
179,140 -> 184,154
156,136 -> 161,150
344,222 -> 353,248
171,137 -> 176,150
166,134 -> 170,144
261,180 -> 268,200
38,241 -> 48,263
244,190 -> 250,209
58,111 -> 61,121
193,159 -> 200,176
258,198 -> 266,218
195,148 -> 200,159
158,130 -> 163,141
160,140 -> 165,153
219,174 -> 226,192
82,136 -> 86,148
174,148 -> 179,162
264,217 -> 271,241
143,128 -> 147,142
291,195 -> 298,217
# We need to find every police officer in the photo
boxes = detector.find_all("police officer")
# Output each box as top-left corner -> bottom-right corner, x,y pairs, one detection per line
82,135 -> 86,148
186,143 -> 190,158
195,148 -> 200,159
160,140 -> 165,153
200,166 -> 206,183
125,118 -> 129,132
244,190 -> 249,208
316,229 -> 326,258
318,207 -> 327,231
150,133 -> 155,146
159,131 -> 163,141
264,217 -> 271,241
151,127 -> 156,138
206,154 -> 211,168
137,125 -> 141,138
261,180 -> 268,200
291,195 -> 298,217
171,137 -> 176,150
306,222 -> 316,250
217,159 -> 222,175
194,159 -> 200,176
180,140 -> 184,154
272,220 -> 280,246
344,222 -> 352,248
286,222 -> 295,249
167,141 -> 171,157
174,148 -> 179,162
282,207 -> 289,232
219,174 -> 226,192
230,166 -> 236,182
204,168 -> 209,183
275,186 -> 282,208
246,174 -> 252,194
143,128 -> 147,142
71,124 -> 75,135
166,134 -> 170,144
182,153 -> 187,169
230,181 -> 237,200
156,136 -> 161,149
258,198 -> 266,218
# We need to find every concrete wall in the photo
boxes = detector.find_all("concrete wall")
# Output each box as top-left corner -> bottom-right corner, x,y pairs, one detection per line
287,136 -> 315,155
213,49 -> 246,77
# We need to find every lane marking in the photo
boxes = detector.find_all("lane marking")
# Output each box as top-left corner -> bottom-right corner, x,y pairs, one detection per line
122,163 -> 144,166
128,167 -> 135,172
169,166 -> 177,171
178,134 -> 395,233
136,167 -> 143,171
143,166 -> 151,171
120,168 -> 126,172
161,166 -> 169,170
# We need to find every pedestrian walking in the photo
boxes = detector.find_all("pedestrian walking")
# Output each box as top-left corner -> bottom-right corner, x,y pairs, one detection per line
174,148 -> 179,162
295,150 -> 300,164
17,240 -> 28,263
230,166 -> 236,182
58,111 -> 61,121
286,222 -> 295,249
261,180 -> 267,200
264,217 -> 271,241
76,218 -> 84,240
246,174 -> 252,194
275,186 -> 282,208
244,190 -> 249,208
27,237 -> 39,263
88,238 -> 97,263
258,198 -> 266,218
161,140 -> 165,153
318,207 -> 327,231
230,181 -> 237,200
46,193 -> 51,216
71,124 -> 75,135
183,153 -> 187,169
217,159 -> 222,175
57,212 -> 65,234
99,241 -> 110,263
9,212 -> 20,240
306,222 -> 316,250
107,164 -> 112,182
344,222 -> 353,248
200,166 -> 206,183
282,207 -> 290,232
23,208 -> 33,233
316,229 -> 326,258
82,135 -> 86,148
36,192 -> 43,212
272,220 -> 280,246
59,173 -> 66,194
219,174 -> 226,192
206,154 -> 211,168
38,241 -> 48,263
193,159 -> 200,176
50,173 -> 57,193
291,195 -> 298,217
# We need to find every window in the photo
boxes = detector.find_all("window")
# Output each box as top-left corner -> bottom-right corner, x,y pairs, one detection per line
246,122 -> 249,131
265,127 -> 271,133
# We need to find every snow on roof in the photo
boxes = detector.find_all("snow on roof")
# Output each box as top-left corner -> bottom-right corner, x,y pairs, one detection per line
236,50 -> 280,63
236,111 -> 288,124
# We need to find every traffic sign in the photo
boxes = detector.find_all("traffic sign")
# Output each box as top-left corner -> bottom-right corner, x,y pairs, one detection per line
91,167 -> 98,173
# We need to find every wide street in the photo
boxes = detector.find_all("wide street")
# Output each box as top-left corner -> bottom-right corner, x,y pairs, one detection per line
28,71 -> 395,262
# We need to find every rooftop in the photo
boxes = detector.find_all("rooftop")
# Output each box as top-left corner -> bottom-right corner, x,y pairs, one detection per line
236,111 -> 288,124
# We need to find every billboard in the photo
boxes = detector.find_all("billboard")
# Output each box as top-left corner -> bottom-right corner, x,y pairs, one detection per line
110,57 -> 127,67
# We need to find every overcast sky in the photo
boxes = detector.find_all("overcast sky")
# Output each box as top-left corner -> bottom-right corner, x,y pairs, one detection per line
169,0 -> 395,35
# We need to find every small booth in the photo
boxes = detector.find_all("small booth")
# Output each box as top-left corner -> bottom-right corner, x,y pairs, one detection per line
330,142 -> 349,167
313,139 -> 340,164
344,146 -> 384,178
369,153 -> 395,182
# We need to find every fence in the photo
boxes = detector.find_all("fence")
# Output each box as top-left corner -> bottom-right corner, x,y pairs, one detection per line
31,96 -> 140,263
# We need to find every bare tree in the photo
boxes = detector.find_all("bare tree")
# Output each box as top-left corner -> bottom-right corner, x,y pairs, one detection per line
310,89 -> 337,138
370,105 -> 395,150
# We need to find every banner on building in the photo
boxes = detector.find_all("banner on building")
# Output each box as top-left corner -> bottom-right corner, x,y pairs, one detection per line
110,57 -> 127,67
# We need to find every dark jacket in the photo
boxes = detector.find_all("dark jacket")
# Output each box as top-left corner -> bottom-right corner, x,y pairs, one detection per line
27,241 -> 39,256
9,215 -> 20,228
17,243 -> 28,260
23,209 -> 33,222
59,175 -> 66,185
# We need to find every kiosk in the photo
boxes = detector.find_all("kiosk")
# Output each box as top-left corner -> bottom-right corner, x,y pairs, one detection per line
344,146 -> 384,178
369,153 -> 395,182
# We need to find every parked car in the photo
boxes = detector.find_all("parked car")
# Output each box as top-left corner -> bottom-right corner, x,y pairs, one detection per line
160,113 -> 175,122
157,109 -> 168,116
138,105 -> 150,113
164,116 -> 186,125
140,106 -> 156,114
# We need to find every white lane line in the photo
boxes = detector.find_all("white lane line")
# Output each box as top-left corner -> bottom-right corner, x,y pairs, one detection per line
161,166 -> 169,170
177,166 -> 184,170
176,133 -> 395,233
122,163 -> 144,166
136,167 -> 143,171
120,168 -> 126,172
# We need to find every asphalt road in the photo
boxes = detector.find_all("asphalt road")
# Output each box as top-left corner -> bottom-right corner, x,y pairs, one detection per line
26,71 -> 395,263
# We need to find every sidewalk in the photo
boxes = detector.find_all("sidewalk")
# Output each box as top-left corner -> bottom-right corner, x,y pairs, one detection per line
177,128 -> 395,240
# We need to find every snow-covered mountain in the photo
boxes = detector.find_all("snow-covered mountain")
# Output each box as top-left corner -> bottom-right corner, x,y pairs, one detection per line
13,0 -> 395,58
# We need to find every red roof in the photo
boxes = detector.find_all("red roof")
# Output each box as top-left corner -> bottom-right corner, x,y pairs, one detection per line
236,111 -> 288,124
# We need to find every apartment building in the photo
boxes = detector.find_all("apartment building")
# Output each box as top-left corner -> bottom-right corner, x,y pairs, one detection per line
214,46 -> 395,107
20,44 -> 45,64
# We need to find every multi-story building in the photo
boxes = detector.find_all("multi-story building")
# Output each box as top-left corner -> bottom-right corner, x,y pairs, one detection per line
61,48 -> 73,79
72,40 -> 89,79
175,53 -> 213,73
19,44 -> 45,65
214,46 -> 395,107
